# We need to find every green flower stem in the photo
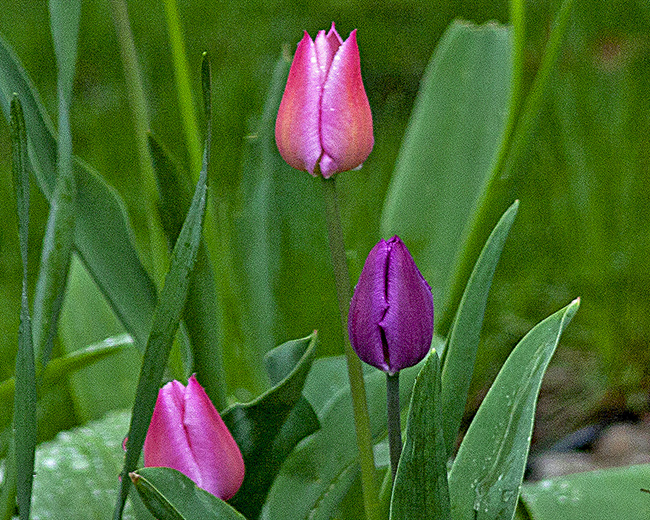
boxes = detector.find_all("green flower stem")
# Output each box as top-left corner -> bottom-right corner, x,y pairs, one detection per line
320,176 -> 380,520
386,371 -> 402,481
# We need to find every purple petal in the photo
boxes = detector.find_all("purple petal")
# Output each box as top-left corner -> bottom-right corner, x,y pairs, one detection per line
381,237 -> 434,372
348,239 -> 390,371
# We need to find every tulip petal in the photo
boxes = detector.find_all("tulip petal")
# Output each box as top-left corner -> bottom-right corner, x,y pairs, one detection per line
183,375 -> 245,500
144,380 -> 201,481
314,24 -> 343,82
348,239 -> 390,372
320,30 -> 374,178
275,32 -> 322,175
381,238 -> 434,373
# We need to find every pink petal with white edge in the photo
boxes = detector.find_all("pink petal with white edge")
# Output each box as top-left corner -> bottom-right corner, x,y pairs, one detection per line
314,23 -> 342,83
275,32 -> 322,175
183,375 -> 245,500
320,30 -> 374,178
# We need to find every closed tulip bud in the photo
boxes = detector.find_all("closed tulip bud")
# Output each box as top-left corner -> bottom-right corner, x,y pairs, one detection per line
275,23 -> 374,178
144,375 -> 244,500
348,236 -> 434,375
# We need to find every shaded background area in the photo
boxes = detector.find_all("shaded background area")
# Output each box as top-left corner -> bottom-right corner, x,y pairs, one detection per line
0,0 -> 649,445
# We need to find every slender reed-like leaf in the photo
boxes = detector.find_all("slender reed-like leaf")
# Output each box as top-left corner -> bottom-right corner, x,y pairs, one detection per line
10,95 -> 37,520
114,57 -> 213,520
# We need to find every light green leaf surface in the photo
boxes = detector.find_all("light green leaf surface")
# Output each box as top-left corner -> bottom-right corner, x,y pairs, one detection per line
519,464 -> 650,520
27,410 -> 148,520
131,467 -> 247,520
0,32 -> 157,350
448,299 -> 579,520
116,138 -> 209,518
224,333 -> 320,520
380,21 -> 512,328
440,201 -> 519,457
390,351 -> 450,520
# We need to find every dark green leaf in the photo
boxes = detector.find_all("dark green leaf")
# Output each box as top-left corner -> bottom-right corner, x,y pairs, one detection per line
148,132 -> 227,410
10,95 -> 36,520
0,32 -> 157,350
260,356 -> 428,520
440,201 -> 519,457
520,464 -> 650,520
131,467 -> 247,520
380,21 -> 512,328
224,333 -> 319,519
116,137 -> 210,518
448,298 -> 580,520
390,351 -> 450,520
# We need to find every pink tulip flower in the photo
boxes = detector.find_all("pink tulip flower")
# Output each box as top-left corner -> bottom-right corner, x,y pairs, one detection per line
144,375 -> 244,500
275,23 -> 374,178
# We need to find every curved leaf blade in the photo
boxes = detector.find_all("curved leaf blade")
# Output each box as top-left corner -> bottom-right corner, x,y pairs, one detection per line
131,467 -> 247,520
448,298 -> 580,520
440,200 -> 519,457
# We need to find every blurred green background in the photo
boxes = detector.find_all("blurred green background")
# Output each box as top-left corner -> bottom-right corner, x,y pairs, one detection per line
1,0 -> 649,442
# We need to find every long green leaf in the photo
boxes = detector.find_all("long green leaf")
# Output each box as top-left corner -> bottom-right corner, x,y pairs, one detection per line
440,201 -> 519,457
0,32 -> 157,350
131,467 -> 247,520
223,333 -> 320,519
0,334 -> 134,429
380,21 -> 512,328
148,132 -> 226,410
519,464 -> 650,520
115,126 -> 210,519
10,95 -> 37,520
448,298 -> 580,520
390,351 -> 450,520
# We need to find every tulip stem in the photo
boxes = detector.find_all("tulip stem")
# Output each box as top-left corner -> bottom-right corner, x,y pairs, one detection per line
320,176 -> 380,520
386,372 -> 402,482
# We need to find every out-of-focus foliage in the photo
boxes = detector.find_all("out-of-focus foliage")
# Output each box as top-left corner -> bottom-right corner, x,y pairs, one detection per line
0,0 -> 649,425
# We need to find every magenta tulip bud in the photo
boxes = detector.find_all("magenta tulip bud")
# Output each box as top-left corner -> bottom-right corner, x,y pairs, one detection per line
275,23 -> 374,178
348,236 -> 434,375
144,375 -> 245,500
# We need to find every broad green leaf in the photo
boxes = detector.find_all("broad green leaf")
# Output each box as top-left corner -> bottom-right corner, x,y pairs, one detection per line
440,201 -> 519,457
116,136 -> 210,518
27,410 -> 148,520
519,464 -> 650,520
131,467 -> 247,520
448,299 -> 580,520
380,21 -> 512,328
260,357 -> 426,520
224,333 -> 320,519
0,32 -> 157,350
390,351 -> 450,520
148,132 -> 226,410
10,95 -> 36,520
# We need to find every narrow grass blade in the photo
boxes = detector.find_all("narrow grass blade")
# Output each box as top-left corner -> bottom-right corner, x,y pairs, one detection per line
114,59 -> 212,519
10,95 -> 37,520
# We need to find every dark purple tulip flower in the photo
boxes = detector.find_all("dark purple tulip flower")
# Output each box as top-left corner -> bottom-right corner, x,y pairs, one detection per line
348,236 -> 434,375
